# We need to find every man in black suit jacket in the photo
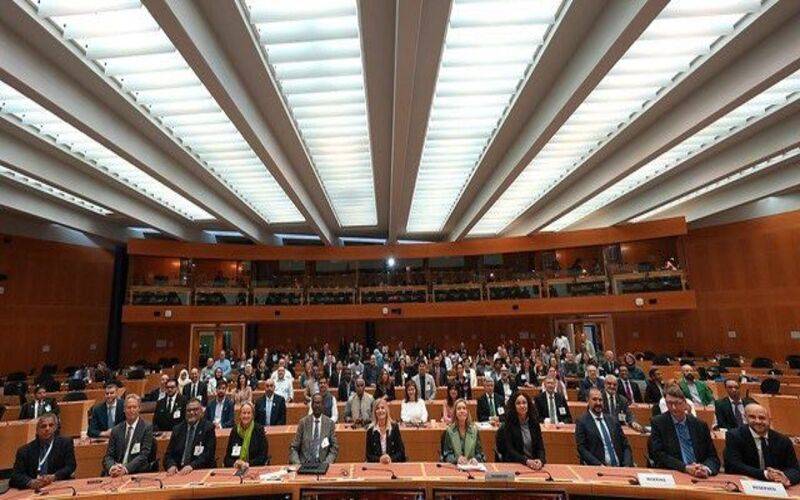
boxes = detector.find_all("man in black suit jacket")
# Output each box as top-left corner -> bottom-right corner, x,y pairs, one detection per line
10,414 -> 76,490
88,383 -> 125,438
153,379 -> 185,432
254,378 -> 287,427
19,385 -> 60,420
724,403 -> 800,486
644,368 -> 665,404
329,361 -> 344,389
164,398 -> 217,473
103,394 -> 154,476
648,386 -> 720,478
477,378 -> 503,422
602,376 -> 645,433
144,374 -> 169,403
182,368 -> 208,407
618,366 -> 643,403
493,366 -> 517,405
578,365 -> 604,402
575,388 -> 633,466
337,368 -> 356,402
714,379 -> 754,430
535,376 -> 572,424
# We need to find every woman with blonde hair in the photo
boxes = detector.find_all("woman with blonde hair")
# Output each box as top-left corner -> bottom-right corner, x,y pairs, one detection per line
441,398 -> 485,465
365,398 -> 406,463
223,401 -> 268,469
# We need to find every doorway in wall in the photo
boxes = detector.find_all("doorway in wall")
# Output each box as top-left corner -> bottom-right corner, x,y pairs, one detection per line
552,315 -> 614,358
189,323 -> 245,369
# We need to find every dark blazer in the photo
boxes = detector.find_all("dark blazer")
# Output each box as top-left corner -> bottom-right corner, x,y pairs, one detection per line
163,419 -> 217,470
337,379 -> 356,402
724,425 -> 800,485
618,378 -> 643,403
714,397 -> 755,430
205,397 -> 235,429
601,391 -> 635,427
254,394 -> 287,427
476,393 -> 503,422
153,394 -> 186,432
88,399 -> 125,438
515,369 -> 538,388
493,378 -> 518,404
575,412 -> 633,466
223,423 -> 269,467
534,391 -> 572,424
102,419 -> 154,474
578,378 -> 604,401
19,399 -> 60,420
393,368 -> 411,388
374,382 -> 396,402
329,369 -> 344,389
365,423 -> 406,463
644,381 -> 664,404
10,436 -> 76,489
648,413 -> 720,474
497,420 -> 546,464
182,381 -> 208,406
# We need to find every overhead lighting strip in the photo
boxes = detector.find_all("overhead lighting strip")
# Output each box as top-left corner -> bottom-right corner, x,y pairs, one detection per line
631,147 -> 800,222
0,165 -> 112,215
243,0 -> 377,227
0,80 -> 211,221
406,0 -> 564,233
544,69 -> 800,231
470,0 -> 767,236
30,0 -> 304,224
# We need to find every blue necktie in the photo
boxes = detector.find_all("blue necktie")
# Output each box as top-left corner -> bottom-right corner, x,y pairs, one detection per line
108,406 -> 115,429
265,398 -> 272,426
675,420 -> 696,464
595,417 -> 619,466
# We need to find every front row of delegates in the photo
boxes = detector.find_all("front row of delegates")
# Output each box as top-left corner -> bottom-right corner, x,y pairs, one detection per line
10,386 -> 800,490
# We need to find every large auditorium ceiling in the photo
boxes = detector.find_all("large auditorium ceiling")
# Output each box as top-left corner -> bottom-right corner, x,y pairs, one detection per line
0,0 -> 798,245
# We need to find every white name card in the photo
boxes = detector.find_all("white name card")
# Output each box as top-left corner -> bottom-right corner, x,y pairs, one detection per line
741,480 -> 787,497
636,472 -> 676,488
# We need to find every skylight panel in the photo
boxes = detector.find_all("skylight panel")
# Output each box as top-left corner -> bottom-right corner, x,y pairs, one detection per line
470,0 -> 765,236
631,147 -> 800,223
0,81 -> 212,221
543,70 -> 800,231
243,0 -> 377,227
0,165 -> 112,216
31,0 -> 304,225
405,0 -> 564,233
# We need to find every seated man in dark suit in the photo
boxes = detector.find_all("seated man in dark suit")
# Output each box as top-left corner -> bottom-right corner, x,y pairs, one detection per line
102,394 -> 154,477
10,413 -> 76,490
19,385 -> 60,420
714,379 -> 754,430
164,398 -> 217,474
535,376 -> 572,424
644,368 -> 665,404
205,379 -> 234,429
618,366 -> 643,403
153,378 -> 185,432
182,368 -> 208,407
602,375 -> 644,433
143,374 -> 169,403
575,388 -> 633,466
88,382 -> 125,438
477,377 -> 503,423
578,364 -> 604,402
648,385 -> 720,478
255,378 -> 287,427
493,366 -> 517,406
724,403 -> 800,486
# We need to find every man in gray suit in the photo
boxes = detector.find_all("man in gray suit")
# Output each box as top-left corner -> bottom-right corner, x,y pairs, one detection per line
103,394 -> 154,477
344,377 -> 374,426
290,393 -> 339,464
412,361 -> 436,401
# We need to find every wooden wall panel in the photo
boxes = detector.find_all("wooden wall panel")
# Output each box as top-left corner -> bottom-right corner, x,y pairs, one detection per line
119,324 -> 189,366
0,234 -> 113,374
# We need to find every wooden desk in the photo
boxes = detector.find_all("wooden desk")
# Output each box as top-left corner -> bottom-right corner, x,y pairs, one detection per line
0,420 -> 36,470
57,400 -> 95,437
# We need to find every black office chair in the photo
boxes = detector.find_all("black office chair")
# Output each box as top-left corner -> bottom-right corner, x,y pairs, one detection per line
68,379 -> 87,391
719,358 -> 740,368
786,355 -> 800,369
62,391 -> 87,402
642,351 -> 656,361
760,378 -> 780,395
652,355 -> 671,366
751,357 -> 774,369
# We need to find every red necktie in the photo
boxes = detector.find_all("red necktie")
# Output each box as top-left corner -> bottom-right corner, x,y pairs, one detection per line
625,381 -> 633,402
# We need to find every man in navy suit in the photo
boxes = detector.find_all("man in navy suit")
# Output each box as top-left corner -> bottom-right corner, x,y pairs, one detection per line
575,388 -> 633,466
255,378 -> 287,427
88,383 -> 125,438
205,379 -> 234,429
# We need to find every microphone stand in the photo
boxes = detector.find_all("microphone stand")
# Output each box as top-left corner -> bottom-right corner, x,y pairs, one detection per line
36,485 -> 77,496
361,466 -> 398,479
596,471 -> 640,485
691,478 -> 741,492
436,462 -> 475,480
130,476 -> 164,489
515,468 -> 553,481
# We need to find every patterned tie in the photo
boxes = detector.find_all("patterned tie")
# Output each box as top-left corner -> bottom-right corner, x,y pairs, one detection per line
549,395 -> 558,423
675,420 -> 696,464
313,419 -> 321,461
108,406 -> 115,429
624,381 -> 634,402
182,424 -> 196,466
595,417 -> 619,466
122,425 -> 133,464
265,397 -> 272,427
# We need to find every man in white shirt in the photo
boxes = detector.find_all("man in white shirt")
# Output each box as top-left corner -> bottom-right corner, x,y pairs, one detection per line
344,377 -> 374,426
553,333 -> 571,354
273,366 -> 294,403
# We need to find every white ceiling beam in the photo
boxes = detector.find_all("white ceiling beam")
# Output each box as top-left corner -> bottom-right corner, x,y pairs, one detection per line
0,2 -> 275,243
446,0 -> 666,241
690,191 -> 800,229
575,109 -> 800,229
504,9 -> 800,236
0,181 -> 134,242
144,0 -> 336,245
0,123 -> 210,242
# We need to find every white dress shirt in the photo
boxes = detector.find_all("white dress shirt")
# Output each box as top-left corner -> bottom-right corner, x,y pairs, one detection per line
400,400 -> 428,424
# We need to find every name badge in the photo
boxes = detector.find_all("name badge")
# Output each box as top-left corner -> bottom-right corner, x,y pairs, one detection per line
130,443 -> 140,454
558,407 -> 566,415
497,407 -> 505,415
44,404 -> 51,412
193,445 -> 204,456
521,374 -> 527,380
173,410 -> 181,419
741,480 -> 788,497
618,412 -> 627,422
636,472 -> 676,488
231,444 -> 241,457
321,437 -> 330,449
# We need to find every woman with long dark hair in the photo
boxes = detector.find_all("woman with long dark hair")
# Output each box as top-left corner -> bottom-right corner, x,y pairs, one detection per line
497,391 -> 546,469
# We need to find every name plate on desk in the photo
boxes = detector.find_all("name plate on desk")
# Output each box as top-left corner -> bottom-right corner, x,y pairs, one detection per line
636,472 -> 675,488
485,471 -> 515,481
741,480 -> 788,497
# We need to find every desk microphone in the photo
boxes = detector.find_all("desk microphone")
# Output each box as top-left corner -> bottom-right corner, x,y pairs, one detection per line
436,462 -> 475,480
361,466 -> 398,479
515,468 -> 553,481
691,478 -> 740,492
130,476 -> 164,489
36,485 -> 77,496
596,471 -> 639,485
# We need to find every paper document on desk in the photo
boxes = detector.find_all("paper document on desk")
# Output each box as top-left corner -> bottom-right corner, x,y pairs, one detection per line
476,422 -> 494,430
259,469 -> 290,482
458,463 -> 487,472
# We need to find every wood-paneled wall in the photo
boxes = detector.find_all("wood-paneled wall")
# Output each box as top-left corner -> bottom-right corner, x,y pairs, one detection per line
119,324 -> 189,366
0,234 -> 113,374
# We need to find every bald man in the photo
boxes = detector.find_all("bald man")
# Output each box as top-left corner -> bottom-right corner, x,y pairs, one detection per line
723,403 -> 800,486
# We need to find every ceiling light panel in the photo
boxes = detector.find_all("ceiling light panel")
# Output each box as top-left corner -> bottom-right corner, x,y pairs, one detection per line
405,0 -> 564,233
0,165 -> 112,215
631,147 -> 800,222
243,0 -> 377,227
0,80 -> 211,221
544,69 -> 800,231
30,0 -> 304,224
469,0 -> 766,236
